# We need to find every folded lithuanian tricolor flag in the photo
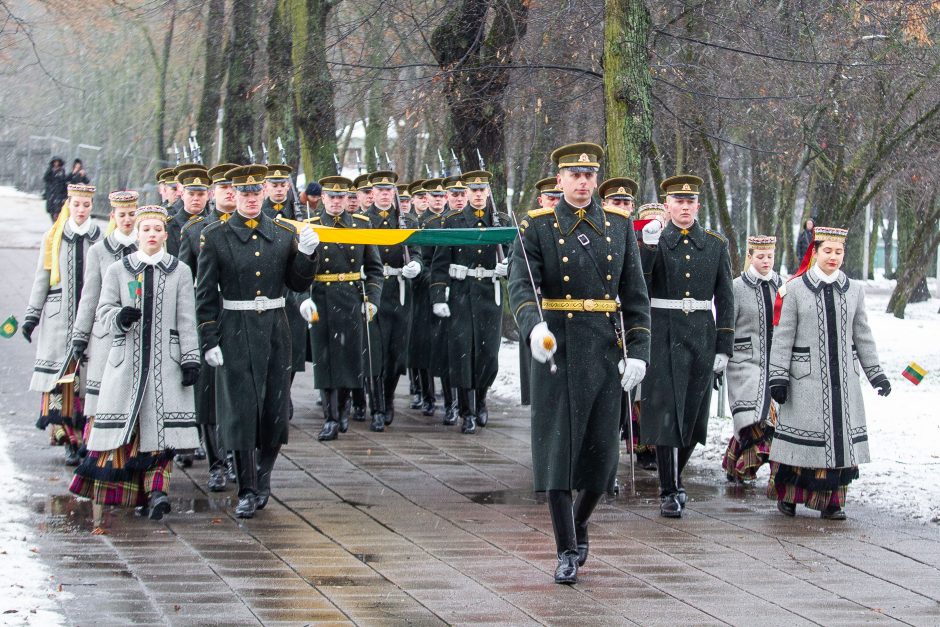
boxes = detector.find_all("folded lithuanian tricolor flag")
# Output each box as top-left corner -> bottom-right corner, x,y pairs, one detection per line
902,362 -> 927,385
0,316 -> 17,338
277,217 -> 518,247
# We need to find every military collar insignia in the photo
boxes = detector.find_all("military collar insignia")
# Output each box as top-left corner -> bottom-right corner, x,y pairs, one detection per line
230,212 -> 274,242
554,198 -> 603,235
662,220 -> 704,250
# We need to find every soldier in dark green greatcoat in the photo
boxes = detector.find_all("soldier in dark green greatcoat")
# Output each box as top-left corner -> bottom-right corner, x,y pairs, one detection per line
195,164 -> 320,519
300,176 -> 383,441
362,171 -> 423,431
166,166 -> 209,257
638,174 -> 734,518
430,172 -> 509,434
407,180 -> 437,415
509,143 -> 650,584
178,162 -> 237,491
518,177 -> 563,407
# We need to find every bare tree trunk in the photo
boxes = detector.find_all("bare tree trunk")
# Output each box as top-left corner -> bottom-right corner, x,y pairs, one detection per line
265,0 -> 299,170
153,0 -> 178,161
604,0 -> 652,181
888,186 -> 938,316
700,134 -> 742,274
221,1 -> 260,163
195,0 -> 226,159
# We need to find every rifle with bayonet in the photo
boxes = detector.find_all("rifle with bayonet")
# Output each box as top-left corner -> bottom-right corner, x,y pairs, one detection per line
276,136 -> 305,220
437,149 -> 447,178
475,147 -> 506,263
333,153 -> 342,176
247,145 -> 256,164
173,143 -> 180,166
261,142 -> 270,165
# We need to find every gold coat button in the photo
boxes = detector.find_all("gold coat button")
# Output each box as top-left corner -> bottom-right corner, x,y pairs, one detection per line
562,256 -> 568,263
350,258 -> 356,263
686,255 -> 691,260
604,293 -> 610,298
255,271 -> 261,277
606,237 -> 611,242
252,234 -> 257,240
323,245 -> 328,250
606,274 -> 612,280
325,258 -> 329,262
607,255 -> 612,261
553,222 -> 558,228
685,291 -> 691,296
567,313 -> 573,319
684,239 -> 689,244
563,275 -> 570,282
255,251 -> 260,257
477,249 -> 482,254
256,290 -> 262,295
565,294 -> 572,300
685,272 -> 691,278
559,238 -> 565,244
605,221 -> 611,226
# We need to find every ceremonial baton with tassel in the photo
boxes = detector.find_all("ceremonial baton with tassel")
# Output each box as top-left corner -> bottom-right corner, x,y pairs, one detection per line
508,209 -> 557,375
616,296 -> 636,496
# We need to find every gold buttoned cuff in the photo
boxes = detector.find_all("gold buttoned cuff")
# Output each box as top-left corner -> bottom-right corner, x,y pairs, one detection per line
541,298 -> 618,313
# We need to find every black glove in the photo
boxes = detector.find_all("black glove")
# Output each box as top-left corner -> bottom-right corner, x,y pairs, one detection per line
117,306 -> 142,330
872,376 -> 892,397
72,339 -> 88,362
713,372 -> 724,391
181,363 -> 200,387
770,384 -> 788,404
21,319 -> 37,343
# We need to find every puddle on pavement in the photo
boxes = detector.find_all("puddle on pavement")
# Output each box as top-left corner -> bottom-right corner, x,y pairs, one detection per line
353,553 -> 378,564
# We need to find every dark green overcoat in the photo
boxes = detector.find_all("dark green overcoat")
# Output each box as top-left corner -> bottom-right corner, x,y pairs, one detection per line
407,211 -> 434,370
638,220 -> 734,448
508,199 -> 650,493
195,211 -> 317,451
430,205 -> 509,389
307,209 -> 383,389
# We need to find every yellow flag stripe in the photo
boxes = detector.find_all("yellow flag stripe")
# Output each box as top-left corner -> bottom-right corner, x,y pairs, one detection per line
277,217 -> 413,245
907,362 -> 927,377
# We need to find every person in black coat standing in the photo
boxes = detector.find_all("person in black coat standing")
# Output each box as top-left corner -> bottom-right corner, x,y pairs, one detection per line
795,218 -> 815,265
43,157 -> 68,221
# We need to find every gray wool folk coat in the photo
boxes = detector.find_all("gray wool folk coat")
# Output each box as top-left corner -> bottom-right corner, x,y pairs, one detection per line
86,253 -> 201,453
768,269 -> 886,469
727,270 -> 782,435
26,222 -> 101,392
71,233 -> 136,415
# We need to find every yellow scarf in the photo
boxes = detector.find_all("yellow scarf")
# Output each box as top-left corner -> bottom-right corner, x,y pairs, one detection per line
105,216 -> 116,236
43,200 -> 70,287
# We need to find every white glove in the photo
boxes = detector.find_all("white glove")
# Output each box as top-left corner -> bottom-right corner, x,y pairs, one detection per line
205,346 -> 224,368
433,303 -> 451,318
529,321 -> 557,364
713,353 -> 729,374
297,226 -> 320,255
450,264 -> 469,280
494,259 -> 509,278
641,219 -> 663,245
361,302 -> 378,320
401,260 -> 421,279
618,358 -> 646,392
299,298 -> 318,323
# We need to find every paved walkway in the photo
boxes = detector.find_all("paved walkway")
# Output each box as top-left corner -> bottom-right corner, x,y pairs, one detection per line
1,194 -> 939,625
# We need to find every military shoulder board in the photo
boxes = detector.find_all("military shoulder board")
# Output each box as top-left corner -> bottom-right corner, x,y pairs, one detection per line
181,216 -> 205,232
526,208 -> 554,219
273,220 -> 297,234
705,228 -> 727,243
352,214 -> 370,222
602,206 -> 631,219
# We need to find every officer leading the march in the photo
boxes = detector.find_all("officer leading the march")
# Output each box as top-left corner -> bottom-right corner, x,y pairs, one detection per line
638,175 -> 734,518
508,143 -> 650,584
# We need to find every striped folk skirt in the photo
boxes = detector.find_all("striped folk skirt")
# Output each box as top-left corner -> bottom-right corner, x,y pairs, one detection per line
722,407 -> 777,482
767,462 -> 859,511
69,426 -> 173,507
37,380 -> 85,447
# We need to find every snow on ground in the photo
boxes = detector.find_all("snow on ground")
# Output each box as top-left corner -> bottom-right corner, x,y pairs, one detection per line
496,279 -> 940,525
0,426 -> 64,625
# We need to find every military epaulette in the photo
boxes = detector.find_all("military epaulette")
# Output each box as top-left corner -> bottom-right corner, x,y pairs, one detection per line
527,208 -> 554,219
352,213 -> 370,222
425,214 -> 443,225
201,220 -> 225,237
274,219 -> 297,234
442,210 -> 462,222
705,228 -> 727,243
602,206 -> 632,219
181,215 -> 205,232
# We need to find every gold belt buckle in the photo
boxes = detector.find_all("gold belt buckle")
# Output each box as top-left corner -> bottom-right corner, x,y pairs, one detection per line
583,298 -> 597,312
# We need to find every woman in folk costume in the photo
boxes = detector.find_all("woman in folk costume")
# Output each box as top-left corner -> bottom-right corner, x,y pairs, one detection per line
70,206 -> 201,520
722,235 -> 783,482
767,227 -> 890,519
70,191 -> 139,422
22,183 -> 102,465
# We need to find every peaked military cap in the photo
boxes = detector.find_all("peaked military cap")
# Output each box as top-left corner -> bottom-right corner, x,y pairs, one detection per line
536,176 -> 562,196
368,170 -> 398,187
265,164 -> 293,180
551,142 -> 603,171
319,176 -> 353,195
156,167 -> 175,184
661,174 -> 703,197
208,163 -> 239,184
599,177 -> 638,200
227,165 -> 268,192
424,178 -> 446,195
178,167 -> 210,190
408,179 -> 427,195
353,173 -> 372,191
462,170 -> 492,189
108,190 -> 139,208
173,162 -> 201,180
444,175 -> 467,191
397,183 -> 411,198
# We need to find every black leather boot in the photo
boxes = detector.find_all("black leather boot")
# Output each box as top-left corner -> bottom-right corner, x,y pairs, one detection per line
548,490 -> 578,584
409,369 -> 422,409
369,377 -> 386,431
351,388 -> 366,421
318,389 -> 340,441
234,450 -> 258,518
383,375 -> 399,426
676,444 -> 695,508
442,383 -> 457,425
226,452 -> 236,482
336,389 -> 350,433
147,490 -> 171,521
256,444 -> 280,510
207,463 -> 227,492
475,388 -> 489,427
202,424 -> 225,492
574,490 -> 604,567
458,388 -> 476,434
656,446 -> 681,518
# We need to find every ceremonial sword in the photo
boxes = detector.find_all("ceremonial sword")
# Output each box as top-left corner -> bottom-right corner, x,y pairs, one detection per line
617,297 -> 637,496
